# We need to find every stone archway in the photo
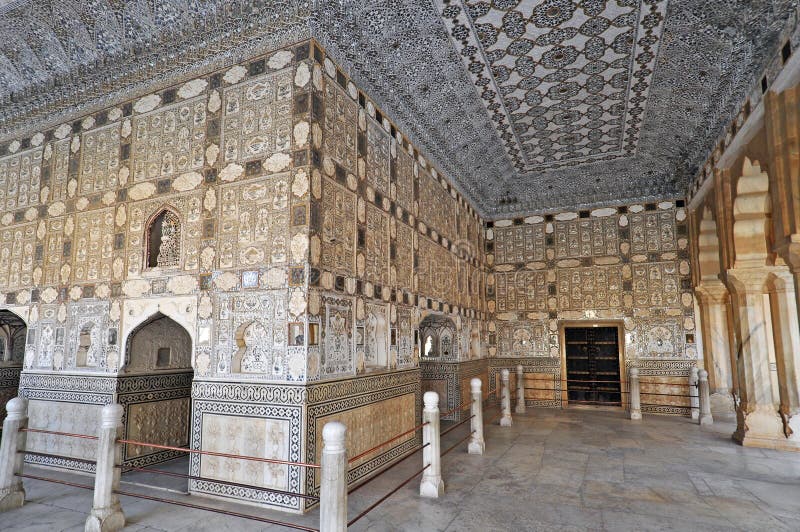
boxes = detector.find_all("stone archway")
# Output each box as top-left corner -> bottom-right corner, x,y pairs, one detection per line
119,312 -> 194,477
0,309 -> 27,423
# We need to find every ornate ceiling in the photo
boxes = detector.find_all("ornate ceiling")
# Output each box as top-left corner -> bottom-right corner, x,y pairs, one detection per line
0,1 -> 796,218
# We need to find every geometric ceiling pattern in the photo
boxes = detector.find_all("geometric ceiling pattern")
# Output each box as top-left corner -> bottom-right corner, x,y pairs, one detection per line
441,0 -> 667,172
0,0 -> 796,218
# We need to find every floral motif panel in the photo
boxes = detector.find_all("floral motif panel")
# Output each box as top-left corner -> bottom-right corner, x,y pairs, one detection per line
132,98 -> 206,182
221,69 -> 293,164
218,176 -> 290,270
0,147 -> 41,211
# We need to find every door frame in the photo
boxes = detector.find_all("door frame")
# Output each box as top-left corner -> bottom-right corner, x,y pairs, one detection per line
558,320 -> 626,409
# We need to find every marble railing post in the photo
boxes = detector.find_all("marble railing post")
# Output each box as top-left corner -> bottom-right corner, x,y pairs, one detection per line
468,378 -> 485,455
420,391 -> 444,498
629,367 -> 642,421
85,403 -> 125,532
515,365 -> 526,414
319,421 -> 347,532
727,270 -> 785,447
500,369 -> 512,426
689,367 -> 700,422
698,369 -> 714,426
0,397 -> 27,511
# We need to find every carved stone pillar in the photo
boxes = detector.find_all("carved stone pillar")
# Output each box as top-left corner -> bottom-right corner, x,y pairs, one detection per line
767,270 -> 800,449
695,281 -> 735,414
727,269 -> 784,448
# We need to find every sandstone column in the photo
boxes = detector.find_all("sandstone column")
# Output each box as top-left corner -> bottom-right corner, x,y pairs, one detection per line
727,270 -> 785,446
768,270 -> 800,448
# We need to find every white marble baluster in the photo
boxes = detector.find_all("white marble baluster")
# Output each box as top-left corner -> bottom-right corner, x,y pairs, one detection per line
320,421 -> 347,532
689,367 -> 700,422
500,369 -> 513,426
629,367 -> 642,421
420,391 -> 444,498
468,378 -> 485,455
515,365 -> 526,414
0,397 -> 27,511
85,403 -> 125,532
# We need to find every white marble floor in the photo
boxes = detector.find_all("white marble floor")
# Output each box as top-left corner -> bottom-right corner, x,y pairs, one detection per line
3,407 -> 800,531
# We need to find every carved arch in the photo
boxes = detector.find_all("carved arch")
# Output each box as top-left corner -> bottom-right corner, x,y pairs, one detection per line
144,206 -> 182,269
732,157 -> 773,268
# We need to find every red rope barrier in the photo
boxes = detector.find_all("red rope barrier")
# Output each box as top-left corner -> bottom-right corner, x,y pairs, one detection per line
120,465 -> 319,501
439,402 -> 470,418
440,415 -> 475,438
16,472 -> 93,491
348,443 -> 429,495
348,421 -> 427,464
441,430 -> 476,457
116,439 -> 320,468
20,428 -> 98,440
112,488 -> 318,531
347,464 -> 430,527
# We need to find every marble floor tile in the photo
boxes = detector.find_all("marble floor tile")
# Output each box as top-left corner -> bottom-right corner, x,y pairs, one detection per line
5,407 -> 800,531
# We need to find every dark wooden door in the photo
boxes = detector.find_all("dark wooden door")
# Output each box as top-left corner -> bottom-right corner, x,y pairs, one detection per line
564,327 -> 621,406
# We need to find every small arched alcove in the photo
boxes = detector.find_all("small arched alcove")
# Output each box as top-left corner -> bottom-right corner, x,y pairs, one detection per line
145,207 -> 182,270
0,309 -> 27,424
418,314 -> 457,360
119,312 -> 194,481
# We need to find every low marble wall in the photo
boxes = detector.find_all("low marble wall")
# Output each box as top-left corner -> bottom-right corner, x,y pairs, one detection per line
305,369 -> 421,503
19,372 -> 114,472
421,359 -> 488,421
189,379 -> 306,512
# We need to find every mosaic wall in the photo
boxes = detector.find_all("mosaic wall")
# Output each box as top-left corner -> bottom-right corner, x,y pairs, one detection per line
486,201 -> 699,413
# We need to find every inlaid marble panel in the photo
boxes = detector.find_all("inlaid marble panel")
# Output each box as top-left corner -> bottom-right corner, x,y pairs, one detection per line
321,295 -> 353,376
364,203 -> 389,285
494,224 -> 545,264
218,176 -> 290,270
323,78 -> 357,172
221,69 -> 292,164
630,211 -> 676,253
42,217 -> 66,286
0,222 -> 35,290
0,147 -> 41,210
394,221 -> 414,291
555,218 -> 619,258
126,397 -> 190,459
51,139 -> 70,201
632,262 -> 680,308
200,413 -> 290,491
79,124 -> 121,193
321,179 -> 356,276
73,208 -> 115,282
366,119 -> 390,195
495,270 -> 547,312
557,265 -> 623,310
497,322 -> 548,357
418,168 -> 454,241
132,98 -> 206,181
394,149 -> 414,210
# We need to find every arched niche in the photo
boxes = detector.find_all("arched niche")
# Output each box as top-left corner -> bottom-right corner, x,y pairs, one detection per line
123,313 -> 192,374
418,314 -> 457,360
364,305 -> 389,369
145,207 -> 182,270
698,206 -> 722,281
231,320 -> 274,374
732,157 -> 773,268
0,309 -> 27,366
